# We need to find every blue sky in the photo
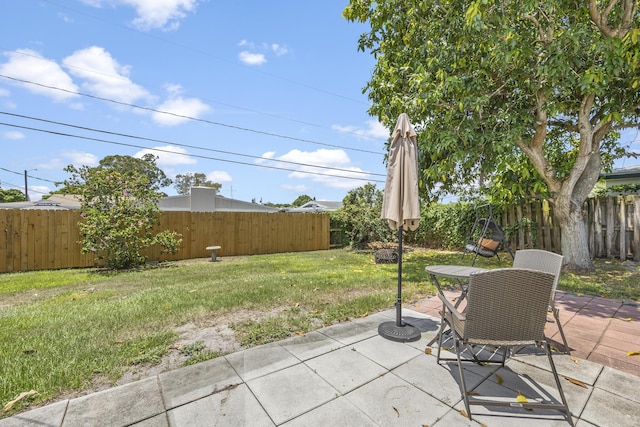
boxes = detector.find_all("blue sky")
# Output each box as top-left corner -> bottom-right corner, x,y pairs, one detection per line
1,0 -> 388,203
2,2 -> 639,205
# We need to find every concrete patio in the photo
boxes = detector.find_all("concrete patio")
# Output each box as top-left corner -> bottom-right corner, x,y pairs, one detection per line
1,292 -> 638,426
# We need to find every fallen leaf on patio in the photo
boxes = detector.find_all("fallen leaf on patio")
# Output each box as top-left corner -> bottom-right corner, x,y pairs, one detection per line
627,350 -> 640,356
460,409 -> 469,418
516,392 -> 528,403
570,357 -> 580,364
393,406 -> 400,417
467,391 -> 480,395
495,374 -> 503,385
442,347 -> 451,351
564,376 -> 588,388
425,348 -> 432,355
3,390 -> 37,412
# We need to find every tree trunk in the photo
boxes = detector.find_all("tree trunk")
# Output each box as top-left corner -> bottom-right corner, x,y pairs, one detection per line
553,195 -> 594,272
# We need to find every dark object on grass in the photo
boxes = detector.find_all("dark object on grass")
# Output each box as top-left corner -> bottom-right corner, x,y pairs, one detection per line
374,249 -> 398,264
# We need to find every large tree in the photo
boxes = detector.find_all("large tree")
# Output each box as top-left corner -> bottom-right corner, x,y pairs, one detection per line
64,154 -> 181,269
173,172 -> 221,195
344,0 -> 640,271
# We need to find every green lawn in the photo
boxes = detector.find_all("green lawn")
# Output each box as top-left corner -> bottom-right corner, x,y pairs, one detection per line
1,248 -> 638,416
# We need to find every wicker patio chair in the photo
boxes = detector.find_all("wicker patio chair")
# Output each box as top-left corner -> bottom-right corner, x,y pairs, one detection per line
436,268 -> 573,425
512,249 -> 569,353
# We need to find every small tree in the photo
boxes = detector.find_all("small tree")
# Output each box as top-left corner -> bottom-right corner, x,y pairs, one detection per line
0,188 -> 26,203
173,172 -> 221,195
333,183 -> 394,248
64,154 -> 182,269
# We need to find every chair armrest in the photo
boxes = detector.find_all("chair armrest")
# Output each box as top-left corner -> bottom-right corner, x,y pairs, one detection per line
437,293 -> 465,322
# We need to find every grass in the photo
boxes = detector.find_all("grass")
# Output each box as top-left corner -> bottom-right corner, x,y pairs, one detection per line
0,248 -> 638,416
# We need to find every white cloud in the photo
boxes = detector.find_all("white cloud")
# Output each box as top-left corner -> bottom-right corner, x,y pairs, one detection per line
207,171 -> 232,184
30,185 -> 51,202
238,51 -> 266,66
332,119 -> 389,140
152,90 -> 210,126
63,46 -> 150,104
0,49 -> 79,102
80,0 -> 200,31
39,150 -> 100,170
282,183 -> 309,193
0,88 -> 9,97
271,44 -> 288,56
3,131 -> 25,140
134,145 -> 197,165
258,148 -> 371,191
238,39 -> 288,66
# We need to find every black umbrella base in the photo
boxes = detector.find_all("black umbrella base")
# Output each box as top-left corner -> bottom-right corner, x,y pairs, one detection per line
378,321 -> 421,343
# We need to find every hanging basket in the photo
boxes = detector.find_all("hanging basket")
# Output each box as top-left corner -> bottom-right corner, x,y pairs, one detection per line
374,249 -> 399,264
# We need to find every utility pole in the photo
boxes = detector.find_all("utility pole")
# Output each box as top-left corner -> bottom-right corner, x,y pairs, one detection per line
24,169 -> 29,201
24,169 -> 37,201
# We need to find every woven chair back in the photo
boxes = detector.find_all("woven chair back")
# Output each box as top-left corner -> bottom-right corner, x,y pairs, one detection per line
464,268 -> 554,345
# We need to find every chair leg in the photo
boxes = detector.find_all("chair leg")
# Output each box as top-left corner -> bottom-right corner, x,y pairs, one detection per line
545,341 -> 574,426
454,337 -> 473,420
553,307 -> 570,354
436,314 -> 449,363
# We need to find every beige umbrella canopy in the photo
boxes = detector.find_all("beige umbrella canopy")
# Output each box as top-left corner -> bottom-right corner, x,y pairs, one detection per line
378,113 -> 422,343
381,113 -> 420,231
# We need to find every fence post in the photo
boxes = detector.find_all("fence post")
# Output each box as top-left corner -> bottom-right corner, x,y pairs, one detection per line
619,196 -> 627,261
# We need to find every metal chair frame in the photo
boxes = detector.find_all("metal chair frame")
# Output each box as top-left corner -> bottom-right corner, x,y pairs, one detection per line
513,249 -> 570,354
436,268 -> 573,426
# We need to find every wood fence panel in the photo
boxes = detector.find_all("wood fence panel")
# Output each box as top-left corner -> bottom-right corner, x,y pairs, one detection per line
619,197 -> 627,260
0,210 -> 330,273
634,197 -> 640,261
502,195 -> 640,259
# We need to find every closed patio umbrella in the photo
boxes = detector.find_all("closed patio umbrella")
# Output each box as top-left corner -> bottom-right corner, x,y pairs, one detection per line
379,113 -> 421,342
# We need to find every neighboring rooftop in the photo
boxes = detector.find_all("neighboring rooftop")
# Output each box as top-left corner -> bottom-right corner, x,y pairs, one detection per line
0,194 -> 81,210
285,200 -> 343,213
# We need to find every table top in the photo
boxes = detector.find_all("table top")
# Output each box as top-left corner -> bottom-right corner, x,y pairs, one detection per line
425,265 -> 487,279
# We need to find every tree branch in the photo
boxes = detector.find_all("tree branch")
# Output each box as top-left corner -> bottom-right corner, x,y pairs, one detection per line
589,0 -> 636,38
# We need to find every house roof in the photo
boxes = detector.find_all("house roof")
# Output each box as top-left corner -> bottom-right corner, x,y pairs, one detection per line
0,194 -> 81,210
602,164 -> 640,180
286,200 -> 343,212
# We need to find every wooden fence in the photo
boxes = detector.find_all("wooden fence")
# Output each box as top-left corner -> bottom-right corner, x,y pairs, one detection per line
500,195 -> 640,261
0,210 -> 330,273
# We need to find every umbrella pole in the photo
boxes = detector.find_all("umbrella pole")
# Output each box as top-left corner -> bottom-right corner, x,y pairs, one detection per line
378,225 -> 421,342
395,226 -> 403,326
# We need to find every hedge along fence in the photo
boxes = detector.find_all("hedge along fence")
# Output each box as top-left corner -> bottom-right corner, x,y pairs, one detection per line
0,209 -> 330,273
402,196 -> 640,261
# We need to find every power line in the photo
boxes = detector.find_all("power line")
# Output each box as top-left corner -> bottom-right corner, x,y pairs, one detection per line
0,112 -> 386,178
0,47 -> 384,142
0,121 -> 385,183
41,0 -> 370,106
0,176 -> 49,196
0,166 -> 57,183
0,74 -> 383,155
